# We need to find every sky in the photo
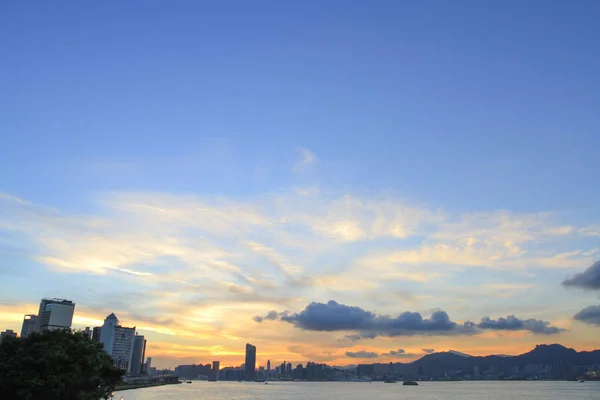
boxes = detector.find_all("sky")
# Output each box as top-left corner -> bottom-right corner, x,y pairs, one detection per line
1,1 -> 600,369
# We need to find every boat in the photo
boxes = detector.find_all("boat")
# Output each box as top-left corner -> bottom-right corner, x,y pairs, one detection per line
578,379 -> 585,383
402,381 -> 419,386
186,380 -> 192,384
384,380 -> 397,383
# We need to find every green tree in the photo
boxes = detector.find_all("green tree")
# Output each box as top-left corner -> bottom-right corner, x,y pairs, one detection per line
0,329 -> 125,400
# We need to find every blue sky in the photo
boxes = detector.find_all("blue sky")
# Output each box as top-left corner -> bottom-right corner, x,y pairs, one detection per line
1,1 -> 599,368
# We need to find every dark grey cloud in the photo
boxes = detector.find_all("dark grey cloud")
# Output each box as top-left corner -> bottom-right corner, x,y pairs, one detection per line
422,348 -> 435,354
477,315 -> 563,334
256,300 -> 476,338
281,301 -> 376,331
254,301 -> 563,339
562,261 -> 600,290
345,348 -> 417,359
385,348 -> 405,356
573,305 -> 600,326
345,350 -> 379,359
253,310 -> 288,323
382,348 -> 416,358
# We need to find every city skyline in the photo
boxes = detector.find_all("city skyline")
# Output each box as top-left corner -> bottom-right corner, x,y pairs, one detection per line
2,1 -> 600,370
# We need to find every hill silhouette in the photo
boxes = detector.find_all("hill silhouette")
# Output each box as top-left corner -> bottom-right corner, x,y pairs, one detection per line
380,344 -> 600,380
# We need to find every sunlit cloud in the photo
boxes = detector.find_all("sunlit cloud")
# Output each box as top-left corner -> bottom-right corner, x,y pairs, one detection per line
0,188 -> 598,368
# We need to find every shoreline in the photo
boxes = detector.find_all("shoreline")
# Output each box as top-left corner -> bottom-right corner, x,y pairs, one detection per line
114,381 -> 179,391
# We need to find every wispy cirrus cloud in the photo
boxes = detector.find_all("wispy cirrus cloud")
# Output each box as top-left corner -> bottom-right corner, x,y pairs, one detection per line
293,147 -> 318,171
0,188 -> 597,368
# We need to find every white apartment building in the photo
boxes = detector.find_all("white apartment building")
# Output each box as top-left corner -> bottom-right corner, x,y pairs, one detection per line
99,313 -> 136,373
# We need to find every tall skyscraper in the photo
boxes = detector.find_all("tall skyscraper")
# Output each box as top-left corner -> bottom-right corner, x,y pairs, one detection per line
131,334 -> 146,375
267,359 -> 271,373
92,326 -> 102,342
20,314 -> 37,338
212,361 -> 220,380
99,313 -> 136,373
36,298 -> 75,332
99,313 -> 119,352
244,343 -> 256,380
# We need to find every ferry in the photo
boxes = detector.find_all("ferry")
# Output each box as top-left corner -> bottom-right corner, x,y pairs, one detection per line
402,381 -> 419,386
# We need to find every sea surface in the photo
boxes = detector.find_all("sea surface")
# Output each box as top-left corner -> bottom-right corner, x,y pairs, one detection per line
113,380 -> 600,400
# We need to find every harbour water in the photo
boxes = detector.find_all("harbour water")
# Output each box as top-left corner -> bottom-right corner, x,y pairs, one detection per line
114,380 -> 600,400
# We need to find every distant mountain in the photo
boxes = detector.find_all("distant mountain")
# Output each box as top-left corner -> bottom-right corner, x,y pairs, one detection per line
384,344 -> 600,380
512,344 -> 600,366
333,365 -> 357,370
448,350 -> 472,357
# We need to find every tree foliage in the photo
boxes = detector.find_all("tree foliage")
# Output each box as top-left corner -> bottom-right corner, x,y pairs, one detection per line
0,329 -> 124,400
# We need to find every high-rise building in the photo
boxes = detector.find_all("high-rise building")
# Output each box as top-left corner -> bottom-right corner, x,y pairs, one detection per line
99,314 -> 119,351
0,329 -> 17,341
244,343 -> 256,380
131,334 -> 146,376
82,327 -> 92,339
286,362 -> 292,375
267,359 -> 271,373
146,357 -> 152,371
92,326 -> 102,342
36,298 -> 75,332
99,313 -> 136,373
212,361 -> 220,380
20,314 -> 37,338
112,326 -> 136,372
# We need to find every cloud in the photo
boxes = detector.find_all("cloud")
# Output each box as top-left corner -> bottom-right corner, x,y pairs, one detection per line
345,348 -> 415,359
422,348 -> 435,354
573,305 -> 600,326
259,300 -> 476,338
1,187 -> 598,368
256,301 -> 564,339
293,148 -> 318,171
245,241 -> 303,276
381,348 -> 416,358
385,348 -> 405,356
252,310 -> 287,323
345,350 -> 379,359
476,315 -> 564,335
281,301 -> 377,331
562,261 -> 600,290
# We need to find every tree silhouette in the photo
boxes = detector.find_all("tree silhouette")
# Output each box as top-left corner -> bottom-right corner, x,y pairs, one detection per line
0,329 -> 124,400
